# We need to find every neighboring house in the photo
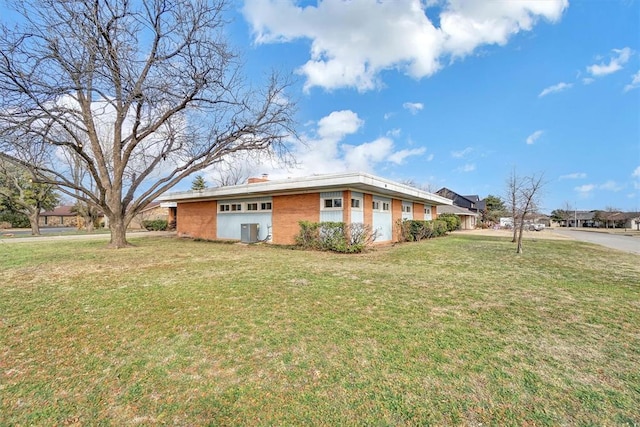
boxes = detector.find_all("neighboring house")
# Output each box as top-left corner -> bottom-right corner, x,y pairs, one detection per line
158,172 -> 453,245
435,188 -> 485,213
437,205 -> 478,230
39,205 -> 77,227
553,210 -> 640,229
622,212 -> 640,230
130,201 -> 171,229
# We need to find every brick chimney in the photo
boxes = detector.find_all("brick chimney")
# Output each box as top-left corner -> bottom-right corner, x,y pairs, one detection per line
247,174 -> 269,184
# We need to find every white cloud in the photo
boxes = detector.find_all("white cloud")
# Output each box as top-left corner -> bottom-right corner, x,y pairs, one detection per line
455,163 -> 476,173
451,147 -> 473,158
559,172 -> 587,180
426,153 -> 435,162
575,184 -> 595,196
387,147 -> 427,164
624,70 -> 640,92
526,130 -> 544,145
582,77 -> 595,85
632,166 -> 640,189
342,137 -> 395,171
243,0 -> 568,92
402,102 -> 424,114
387,128 -> 402,138
586,47 -> 632,77
252,110 -> 426,178
539,82 -> 572,97
317,110 -> 364,140
599,180 -> 623,192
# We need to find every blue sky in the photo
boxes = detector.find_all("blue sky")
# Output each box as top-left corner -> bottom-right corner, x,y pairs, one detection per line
1,1 -> 637,213
219,0 -> 640,213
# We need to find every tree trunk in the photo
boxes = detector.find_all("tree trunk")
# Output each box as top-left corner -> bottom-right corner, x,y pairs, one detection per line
109,216 -> 130,248
28,212 -> 41,235
516,221 -> 525,254
83,215 -> 95,233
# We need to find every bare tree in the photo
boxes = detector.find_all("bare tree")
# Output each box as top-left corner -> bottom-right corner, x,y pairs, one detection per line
506,168 -> 521,243
0,0 -> 296,248
510,172 -> 545,254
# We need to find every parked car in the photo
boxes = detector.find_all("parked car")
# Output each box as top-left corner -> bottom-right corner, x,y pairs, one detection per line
528,223 -> 545,231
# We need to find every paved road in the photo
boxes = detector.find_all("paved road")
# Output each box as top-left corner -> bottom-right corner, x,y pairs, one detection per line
0,230 -> 174,244
552,229 -> 640,255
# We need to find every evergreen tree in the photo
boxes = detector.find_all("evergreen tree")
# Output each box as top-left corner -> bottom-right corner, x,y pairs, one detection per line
191,175 -> 207,191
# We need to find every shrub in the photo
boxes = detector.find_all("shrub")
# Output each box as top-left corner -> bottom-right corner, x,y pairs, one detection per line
295,221 -> 376,253
397,219 -> 450,242
0,211 -> 29,228
142,219 -> 168,231
438,213 -> 461,231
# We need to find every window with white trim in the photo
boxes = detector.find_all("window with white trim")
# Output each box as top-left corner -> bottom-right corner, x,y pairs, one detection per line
351,198 -> 362,209
247,203 -> 258,211
219,204 -> 230,212
231,203 -> 242,212
402,204 -> 411,213
323,198 -> 343,209
372,200 -> 380,210
382,202 -> 390,211
261,202 -> 272,211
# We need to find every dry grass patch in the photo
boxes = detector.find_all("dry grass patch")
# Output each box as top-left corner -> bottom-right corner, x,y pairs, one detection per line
1,234 -> 639,425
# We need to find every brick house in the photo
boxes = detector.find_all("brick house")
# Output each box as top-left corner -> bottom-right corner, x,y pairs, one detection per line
158,172 -> 453,244
129,201 -> 172,229
38,205 -> 77,227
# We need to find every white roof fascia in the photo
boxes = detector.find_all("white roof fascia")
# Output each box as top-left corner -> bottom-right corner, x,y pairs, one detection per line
158,172 -> 453,206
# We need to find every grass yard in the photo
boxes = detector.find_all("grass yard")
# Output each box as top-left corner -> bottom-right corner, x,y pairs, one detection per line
1,234 -> 639,425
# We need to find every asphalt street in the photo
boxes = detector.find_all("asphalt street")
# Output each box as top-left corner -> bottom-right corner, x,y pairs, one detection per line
552,229 -> 640,255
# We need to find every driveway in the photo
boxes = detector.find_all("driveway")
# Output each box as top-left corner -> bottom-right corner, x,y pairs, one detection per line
551,229 -> 640,255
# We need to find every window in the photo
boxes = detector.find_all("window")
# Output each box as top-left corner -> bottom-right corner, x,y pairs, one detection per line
247,203 -> 258,211
323,198 -> 342,209
382,202 -> 390,211
372,200 -> 380,210
351,198 -> 361,209
219,204 -> 230,212
261,202 -> 272,211
402,205 -> 411,213
231,203 -> 242,211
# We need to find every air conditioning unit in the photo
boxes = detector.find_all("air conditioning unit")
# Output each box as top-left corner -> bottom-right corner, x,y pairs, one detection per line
241,223 -> 259,243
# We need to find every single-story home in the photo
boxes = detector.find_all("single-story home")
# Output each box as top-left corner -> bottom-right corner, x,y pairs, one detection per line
436,205 -> 478,229
129,201 -> 173,229
158,172 -> 453,244
38,205 -> 77,227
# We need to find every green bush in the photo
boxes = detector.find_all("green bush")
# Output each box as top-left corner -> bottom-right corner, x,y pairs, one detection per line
142,219 -> 168,231
0,211 -> 30,228
438,213 -> 461,231
295,221 -> 376,253
397,219 -> 450,242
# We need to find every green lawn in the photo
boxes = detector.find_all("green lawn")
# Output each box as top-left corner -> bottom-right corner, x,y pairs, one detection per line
1,235 -> 639,425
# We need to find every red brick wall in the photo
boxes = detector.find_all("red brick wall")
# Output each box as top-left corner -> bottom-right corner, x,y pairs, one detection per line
413,203 -> 424,220
343,190 -> 352,224
177,201 -> 217,240
432,205 -> 438,219
272,193 -> 320,245
363,193 -> 373,226
392,199 -> 403,241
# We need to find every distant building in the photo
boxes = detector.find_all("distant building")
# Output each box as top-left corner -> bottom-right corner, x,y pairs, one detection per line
38,206 -> 77,227
435,188 -> 485,213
